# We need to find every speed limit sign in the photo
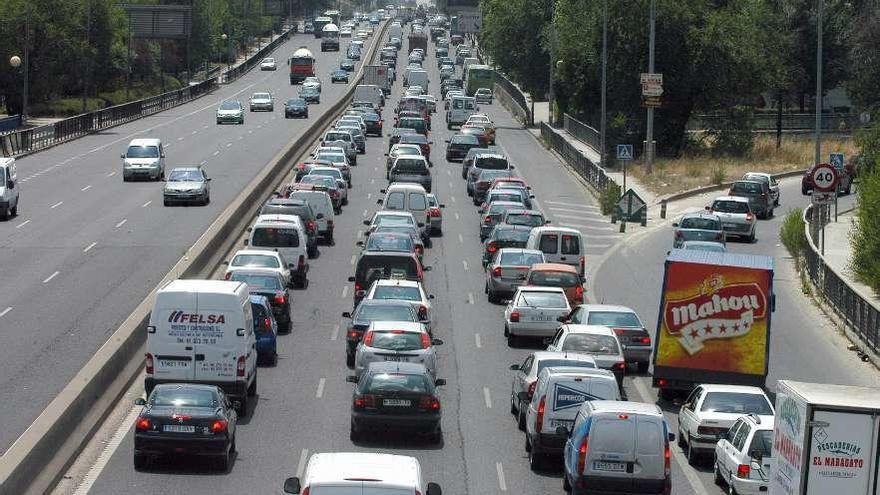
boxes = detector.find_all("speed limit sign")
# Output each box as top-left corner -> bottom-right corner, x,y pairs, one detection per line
812,163 -> 839,193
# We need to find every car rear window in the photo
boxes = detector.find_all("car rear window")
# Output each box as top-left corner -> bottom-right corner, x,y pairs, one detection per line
562,334 -> 620,354
385,191 -> 406,209
232,254 -> 280,268
252,227 -> 300,248
701,393 -> 773,415
536,359 -> 596,374
375,214 -> 414,226
151,388 -> 217,407
586,311 -> 642,328
409,193 -> 427,210
231,273 -> 282,290
749,430 -> 774,457
394,159 -> 428,174
591,417 -> 635,455
356,304 -> 416,322
495,228 -> 532,243
488,192 -> 523,204
372,286 -> 421,301
516,291 -> 568,308
400,134 -> 427,144
499,252 -> 544,266
367,331 -> 424,351
529,270 -> 580,287
475,156 -> 509,170
356,256 -> 419,281
452,135 -> 479,145
731,181 -> 762,194
713,200 -> 750,213
561,234 -> 581,255
680,217 -> 720,230
366,373 -> 430,393
539,234 -> 558,254
366,234 -> 413,252
506,213 -> 544,227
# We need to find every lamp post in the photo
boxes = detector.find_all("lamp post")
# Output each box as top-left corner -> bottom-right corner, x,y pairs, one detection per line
644,0 -> 656,173
813,0 -> 823,167
599,0 -> 608,167
9,7 -> 29,125
221,33 -> 230,76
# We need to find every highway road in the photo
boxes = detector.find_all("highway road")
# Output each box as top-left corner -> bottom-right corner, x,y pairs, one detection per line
47,21 -> 876,495
0,28 -> 385,454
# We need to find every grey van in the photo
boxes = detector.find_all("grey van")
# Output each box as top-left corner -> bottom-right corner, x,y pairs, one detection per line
0,158 -> 19,219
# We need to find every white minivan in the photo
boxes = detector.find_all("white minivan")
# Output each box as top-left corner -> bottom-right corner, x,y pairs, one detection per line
246,214 -> 309,288
379,183 -> 430,240
526,226 -> 586,279
284,452 -> 442,495
0,157 -> 19,219
522,367 -> 620,470
145,279 -> 257,415
121,138 -> 165,181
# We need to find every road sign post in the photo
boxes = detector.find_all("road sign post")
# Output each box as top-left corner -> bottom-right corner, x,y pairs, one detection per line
829,153 -> 844,222
616,144 -> 633,192
811,163 -> 838,253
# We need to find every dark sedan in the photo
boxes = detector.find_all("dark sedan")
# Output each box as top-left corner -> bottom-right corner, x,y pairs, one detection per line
330,69 -> 349,83
361,112 -> 383,136
482,224 -> 534,266
299,87 -> 320,104
445,133 -> 480,162
229,270 -> 292,332
133,384 -> 237,471
284,98 -> 309,118
341,300 -> 419,366
340,58 -> 356,71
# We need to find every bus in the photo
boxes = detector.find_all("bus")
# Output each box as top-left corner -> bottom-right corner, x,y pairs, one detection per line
464,65 -> 495,96
323,10 -> 340,26
313,16 -> 332,38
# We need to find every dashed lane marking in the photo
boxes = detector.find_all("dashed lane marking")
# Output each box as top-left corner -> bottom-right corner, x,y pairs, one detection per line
15,219 -> 30,229
43,271 -> 60,284
115,219 -> 127,229
496,462 -> 507,491
467,292 -> 474,304
81,185 -> 92,191
454,212 -> 460,220
50,201 -> 63,209
458,234 -> 463,244
474,333 -> 481,348
350,255 -> 356,265
142,201 -> 151,208
316,378 -> 326,398
330,324 -> 340,341
296,448 -> 309,478
341,285 -> 349,298
0,307 -> 11,318
483,387 -> 492,408
83,242 -> 97,253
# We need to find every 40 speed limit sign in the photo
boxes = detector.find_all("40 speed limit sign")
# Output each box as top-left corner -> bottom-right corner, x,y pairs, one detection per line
812,163 -> 839,193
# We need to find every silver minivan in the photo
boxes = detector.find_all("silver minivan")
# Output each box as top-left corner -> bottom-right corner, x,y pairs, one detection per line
526,226 -> 586,279
0,157 -> 19,219
562,401 -> 673,495
121,138 -> 165,181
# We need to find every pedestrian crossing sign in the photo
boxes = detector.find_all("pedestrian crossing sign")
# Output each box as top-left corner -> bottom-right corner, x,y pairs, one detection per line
616,144 -> 634,161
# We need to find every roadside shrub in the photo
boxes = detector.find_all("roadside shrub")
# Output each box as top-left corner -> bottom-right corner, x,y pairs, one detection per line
850,166 -> 880,293
600,182 -> 621,216
707,106 -> 755,157
779,208 -> 806,260
710,163 -> 727,185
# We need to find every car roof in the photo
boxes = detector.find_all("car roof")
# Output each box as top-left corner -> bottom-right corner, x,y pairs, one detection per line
515,286 -> 567,294
128,138 -> 161,146
562,324 -> 617,336
373,278 -> 421,288
529,262 -> 578,273
681,212 -> 720,220
505,209 -> 541,215
541,366 -> 615,378
497,248 -> 544,256
153,383 -> 221,393
375,210 -> 416,218
369,321 -> 426,332
304,452 -> 420,487
530,351 -> 598,363
366,361 -> 430,375
586,400 -> 663,416
386,183 -> 427,192
168,166 -> 201,173
233,249 -> 282,258
697,384 -> 769,394
575,304 -> 637,314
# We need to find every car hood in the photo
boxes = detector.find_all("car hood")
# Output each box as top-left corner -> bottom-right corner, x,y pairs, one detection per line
165,180 -> 205,191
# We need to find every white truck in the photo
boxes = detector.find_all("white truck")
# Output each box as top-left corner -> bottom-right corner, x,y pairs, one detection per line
388,23 -> 402,42
770,380 -> 880,495
363,65 -> 391,95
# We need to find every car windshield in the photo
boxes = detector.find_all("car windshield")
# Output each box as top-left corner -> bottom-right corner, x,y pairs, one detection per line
529,270 -> 580,287
356,256 -> 417,281
394,146 -> 422,156
168,170 -> 202,181
749,430 -> 774,457
230,273 -> 282,290
499,251 -> 544,266
476,157 -> 509,169
263,58 -> 274,63
683,242 -> 727,252
367,234 -> 413,251
372,286 -> 422,301
586,311 -> 641,327
506,213 -> 543,227
151,387 -> 217,407
713,200 -> 750,213
537,359 -> 596,374
252,227 -> 300,248
356,304 -> 416,322
126,145 -> 159,158
311,169 -> 342,179
367,331 -> 424,351
219,101 -> 239,110
680,217 -> 720,230
452,135 -> 479,145
301,176 -> 335,188
232,254 -> 280,268
287,99 -> 306,106
366,373 -> 430,393
561,334 -> 620,354
253,93 -> 270,99
516,291 -> 568,308
731,182 -> 763,194
701,392 -> 773,415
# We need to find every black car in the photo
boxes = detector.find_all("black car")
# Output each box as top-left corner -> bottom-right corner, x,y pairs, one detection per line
133,384 -> 237,471
348,251 -> 427,306
300,87 -> 320,104
445,133 -> 480,162
347,362 -> 445,443
284,98 -> 308,118
331,69 -> 349,83
361,112 -> 383,136
481,224 -> 534,266
341,300 -> 418,366
340,58 -> 356,72
229,271 -> 292,333
260,197 -> 320,258
387,127 -> 418,150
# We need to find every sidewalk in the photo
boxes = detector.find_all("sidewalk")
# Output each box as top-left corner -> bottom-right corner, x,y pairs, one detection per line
819,209 -> 880,305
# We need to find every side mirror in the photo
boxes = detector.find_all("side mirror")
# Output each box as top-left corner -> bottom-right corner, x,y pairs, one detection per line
222,260 -> 229,265
444,139 -> 449,143
346,375 -> 359,383
545,219 -> 552,224
529,194 -> 535,199
517,391 -> 531,403
509,364 -> 521,371
243,239 -> 249,246
363,219 -> 371,226
556,426 -> 570,437
384,153 -> 389,156
348,276 -> 356,282
432,338 -> 444,345
283,477 -> 301,494
434,379 -> 446,386
417,222 -> 425,227
315,212 -> 324,219
672,222 -> 679,227
134,397 -> 147,406
342,311 -> 352,318
120,154 -> 126,159
668,432 -> 677,442
356,240 -> 365,247
376,199 -> 383,205
426,482 -> 442,495
423,266 -> 432,272
705,206 -> 711,211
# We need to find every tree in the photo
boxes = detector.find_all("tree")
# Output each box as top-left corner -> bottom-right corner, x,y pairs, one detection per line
847,3 -> 880,110
479,0 -> 551,99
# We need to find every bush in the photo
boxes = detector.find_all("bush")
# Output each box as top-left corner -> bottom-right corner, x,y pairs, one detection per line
707,106 -> 755,157
600,182 -> 621,216
710,163 -> 727,185
850,165 -> 880,293
779,208 -> 806,259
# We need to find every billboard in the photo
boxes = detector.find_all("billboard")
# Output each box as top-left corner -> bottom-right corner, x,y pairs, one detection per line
124,5 -> 192,39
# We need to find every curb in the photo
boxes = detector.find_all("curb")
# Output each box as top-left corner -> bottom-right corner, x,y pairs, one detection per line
659,169 -> 807,205
0,21 -> 388,495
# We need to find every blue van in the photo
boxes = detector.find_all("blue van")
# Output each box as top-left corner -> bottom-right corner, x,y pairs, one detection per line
250,295 -> 278,366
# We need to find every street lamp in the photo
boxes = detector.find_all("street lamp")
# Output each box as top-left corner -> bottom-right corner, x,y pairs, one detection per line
221,33 -> 230,73
9,55 -> 27,125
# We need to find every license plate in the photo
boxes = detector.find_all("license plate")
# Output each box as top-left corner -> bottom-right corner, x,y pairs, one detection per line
163,424 -> 195,433
550,419 -> 573,429
594,461 -> 626,472
383,355 -> 405,362
158,360 -> 189,368
529,315 -> 552,322
382,399 -> 411,407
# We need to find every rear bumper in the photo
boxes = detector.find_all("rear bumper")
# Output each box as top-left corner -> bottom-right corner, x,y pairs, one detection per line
531,432 -> 566,455
571,476 -> 668,495
351,411 -> 440,433
134,432 -> 230,457
730,476 -> 769,495
622,346 -> 652,363
487,277 -> 523,296
507,322 -> 559,338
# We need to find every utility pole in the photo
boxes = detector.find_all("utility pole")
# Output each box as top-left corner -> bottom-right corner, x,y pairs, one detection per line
644,0 -> 656,173
599,0 -> 608,167
814,0 -> 824,166
548,10 -> 555,127
83,0 -> 91,113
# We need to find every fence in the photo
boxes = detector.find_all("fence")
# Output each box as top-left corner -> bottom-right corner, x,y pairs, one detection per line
563,114 -> 600,151
225,28 -> 293,82
688,112 -> 863,133
494,71 -> 532,126
541,122 -> 616,194
803,205 -> 880,357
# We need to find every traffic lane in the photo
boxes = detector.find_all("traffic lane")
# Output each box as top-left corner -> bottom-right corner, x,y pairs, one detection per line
0,33 -> 380,452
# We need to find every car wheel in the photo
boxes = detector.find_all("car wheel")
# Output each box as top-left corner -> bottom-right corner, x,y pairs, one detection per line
247,373 -> 257,396
10,203 -> 17,216
845,181 -> 852,195
487,290 -> 499,304
802,185 -> 809,195
510,394 -> 517,415
271,352 -> 278,366
237,394 -> 248,416
678,427 -> 687,449
748,230 -> 756,243
349,422 -> 361,442
346,352 -> 355,368
686,436 -> 699,465
637,361 -> 649,373
163,199 -> 170,207
218,447 -> 232,472
517,403 -> 527,431
563,473 -> 572,493
133,453 -> 148,471
528,442 -> 543,472
714,459 -> 725,486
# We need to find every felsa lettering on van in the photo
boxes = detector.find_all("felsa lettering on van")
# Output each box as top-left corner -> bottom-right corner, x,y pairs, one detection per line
167,311 -> 227,324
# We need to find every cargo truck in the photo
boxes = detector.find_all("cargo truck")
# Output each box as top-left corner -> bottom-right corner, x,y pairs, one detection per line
770,380 -> 880,495
321,24 -> 340,52
363,65 -> 391,95
651,249 -> 775,399
407,32 -> 427,54
289,47 -> 315,84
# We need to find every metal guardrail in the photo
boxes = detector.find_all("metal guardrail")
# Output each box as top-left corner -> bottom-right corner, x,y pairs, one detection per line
541,121 -> 616,193
803,205 -> 880,355
689,112 -> 863,132
563,114 -> 600,150
494,71 -> 532,126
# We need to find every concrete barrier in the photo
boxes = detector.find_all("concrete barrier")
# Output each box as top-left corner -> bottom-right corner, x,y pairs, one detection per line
0,20 -> 389,495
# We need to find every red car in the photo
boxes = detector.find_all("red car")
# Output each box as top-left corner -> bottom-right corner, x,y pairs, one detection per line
801,162 -> 854,195
460,125 -> 490,147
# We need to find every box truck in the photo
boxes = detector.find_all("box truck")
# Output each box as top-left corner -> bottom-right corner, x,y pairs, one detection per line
652,249 -> 775,399
363,65 -> 391,95
770,380 -> 880,495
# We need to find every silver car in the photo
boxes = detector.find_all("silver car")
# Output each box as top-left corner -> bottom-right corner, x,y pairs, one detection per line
480,201 -> 524,241
426,193 -> 444,234
249,92 -> 274,111
363,278 -> 434,333
508,351 -> 597,425
216,100 -> 244,124
709,196 -> 757,242
337,124 -> 366,154
742,172 -> 780,206
672,212 -> 724,248
504,286 -> 572,346
163,167 -> 211,206
354,321 -> 443,378
486,248 -> 545,303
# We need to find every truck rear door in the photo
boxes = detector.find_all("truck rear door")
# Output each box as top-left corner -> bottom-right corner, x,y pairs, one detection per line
152,294 -> 197,381
192,294 -> 248,384
805,410 -> 880,494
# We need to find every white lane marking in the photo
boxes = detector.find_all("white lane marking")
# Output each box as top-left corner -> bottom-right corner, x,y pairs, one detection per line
342,285 -> 349,298
350,255 -> 356,265
191,130 -> 198,135
107,171 -> 116,177
83,242 -> 97,253
467,292 -> 474,304
370,178 -> 375,184
458,233 -> 463,244
81,185 -> 92,191
446,169 -> 451,176
316,378 -> 326,398
496,462 -> 507,491
177,137 -> 184,141
15,219 -> 30,229
296,448 -> 309,478
142,201 -> 151,208
226,143 -> 233,147
357,230 -> 363,238
483,387 -> 493,408
248,130 -> 253,134
42,271 -> 60,284
554,213 -> 607,221
0,307 -> 12,318
212,150 -> 220,156
462,260 -> 469,271
238,136 -> 244,140
450,196 -> 456,203
362,209 -> 368,217
50,201 -> 63,209
367,193 -> 372,200
454,212 -> 460,220
449,181 -> 453,189
72,405 -> 142,495
373,166 -> 378,172
587,243 -> 613,250
565,232 -> 620,239
474,333 -> 482,348
115,218 -> 127,229
330,324 -> 340,341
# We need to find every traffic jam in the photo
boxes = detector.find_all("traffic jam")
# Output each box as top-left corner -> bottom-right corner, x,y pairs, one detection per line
121,7 -> 879,495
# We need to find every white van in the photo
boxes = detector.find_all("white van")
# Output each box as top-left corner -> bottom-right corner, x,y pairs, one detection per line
406,69 -> 429,90
288,190 -> 335,243
354,84 -> 384,109
0,157 -> 19,219
562,401 -> 673,495
379,183 -> 430,240
284,452 -> 442,495
523,367 -> 620,470
121,138 -> 165,181
145,279 -> 257,414
447,96 -> 478,129
246,214 -> 309,288
526,226 -> 585,279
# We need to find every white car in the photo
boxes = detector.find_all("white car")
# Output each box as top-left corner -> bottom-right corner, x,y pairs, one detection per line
678,384 -> 775,465
259,57 -> 277,70
224,249 -> 291,287
283,452 -> 442,495
303,76 -> 322,93
714,414 -> 774,495
742,171 -> 780,206
249,92 -> 274,112
363,210 -> 420,234
363,278 -> 434,333
508,351 -> 597,422
503,286 -> 571,346
354,321 -> 442,378
340,28 -> 352,37
545,324 -> 627,386
357,30 -> 369,39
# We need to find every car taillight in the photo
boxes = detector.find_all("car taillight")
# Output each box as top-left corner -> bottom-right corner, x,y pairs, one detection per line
224,272 -> 232,280
613,362 -> 626,371
355,282 -> 363,292
274,292 -> 287,305
576,285 -> 584,301
210,419 -> 228,433
487,242 -> 498,253
484,215 -> 492,224
536,395 -> 546,433
363,331 -> 374,346
136,417 -> 152,431
658,378 -> 668,387
510,311 -> 520,322
746,212 -> 755,221
577,436 -> 589,474
237,356 -> 246,377
418,395 -> 441,410
527,381 -> 536,398
418,305 -> 428,318
641,336 -> 651,344
307,220 -> 316,233
263,317 -> 272,330
675,231 -> 684,238
428,207 -> 440,217
664,443 -> 671,476
736,464 -> 750,478
330,190 -> 339,199
492,267 -> 502,277
420,332 -> 431,348
354,394 -> 376,409
298,255 -> 305,269
145,353 -> 154,375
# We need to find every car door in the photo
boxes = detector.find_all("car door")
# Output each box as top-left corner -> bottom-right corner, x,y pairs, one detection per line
546,327 -> 565,351
514,355 -> 534,397
718,420 -> 743,481
679,386 -> 703,438
538,232 -> 561,264
152,294 -> 197,381
193,293 -> 252,385
728,421 -> 750,481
